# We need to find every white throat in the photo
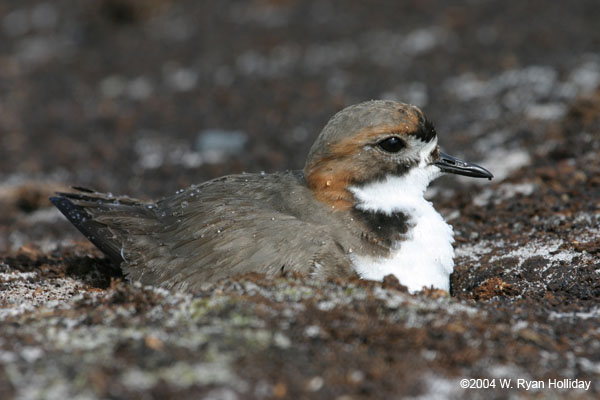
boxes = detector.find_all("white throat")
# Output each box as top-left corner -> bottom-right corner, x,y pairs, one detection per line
348,164 -> 455,292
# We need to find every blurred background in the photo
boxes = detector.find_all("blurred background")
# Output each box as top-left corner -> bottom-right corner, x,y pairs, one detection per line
0,0 -> 599,250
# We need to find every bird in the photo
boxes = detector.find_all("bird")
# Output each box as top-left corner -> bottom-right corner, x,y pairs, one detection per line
51,100 -> 492,293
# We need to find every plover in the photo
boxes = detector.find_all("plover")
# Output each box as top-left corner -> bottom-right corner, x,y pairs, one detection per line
51,100 -> 492,292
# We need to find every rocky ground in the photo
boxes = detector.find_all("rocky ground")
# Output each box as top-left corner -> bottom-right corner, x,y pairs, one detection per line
1,1 -> 599,399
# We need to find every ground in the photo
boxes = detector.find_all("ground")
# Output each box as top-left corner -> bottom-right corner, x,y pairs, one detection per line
1,1 -> 599,399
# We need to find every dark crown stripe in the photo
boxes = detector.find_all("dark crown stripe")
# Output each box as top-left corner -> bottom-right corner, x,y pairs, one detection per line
411,116 -> 437,142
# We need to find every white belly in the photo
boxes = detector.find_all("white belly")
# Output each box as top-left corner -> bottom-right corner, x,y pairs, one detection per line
351,199 -> 454,292
349,164 -> 455,293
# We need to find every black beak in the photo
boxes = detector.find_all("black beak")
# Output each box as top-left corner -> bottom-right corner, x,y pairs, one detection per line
434,152 -> 493,180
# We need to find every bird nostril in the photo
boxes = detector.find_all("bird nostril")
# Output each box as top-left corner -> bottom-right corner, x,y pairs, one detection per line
444,158 -> 456,165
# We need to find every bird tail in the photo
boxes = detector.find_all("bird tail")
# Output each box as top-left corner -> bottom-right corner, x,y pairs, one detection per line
50,187 -> 160,264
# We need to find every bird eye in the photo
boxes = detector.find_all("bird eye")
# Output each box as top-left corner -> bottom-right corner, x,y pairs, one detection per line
377,137 -> 405,153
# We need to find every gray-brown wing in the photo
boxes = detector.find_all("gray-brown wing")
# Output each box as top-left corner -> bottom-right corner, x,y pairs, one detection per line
122,190 -> 353,290
52,182 -> 353,289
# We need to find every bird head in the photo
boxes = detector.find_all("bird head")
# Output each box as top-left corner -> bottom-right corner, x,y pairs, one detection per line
304,100 -> 492,210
